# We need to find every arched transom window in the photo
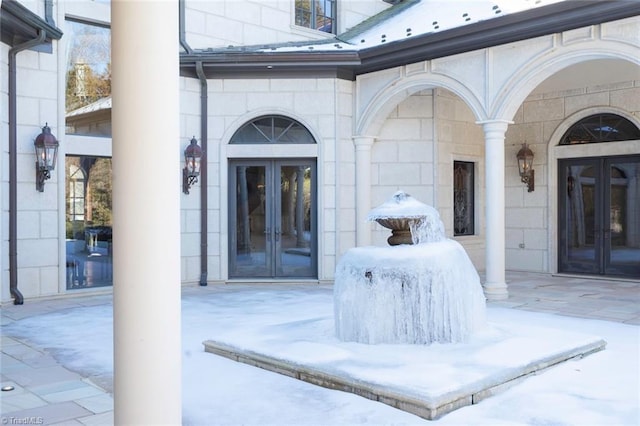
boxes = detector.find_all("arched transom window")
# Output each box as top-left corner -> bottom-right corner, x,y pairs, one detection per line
231,115 -> 316,145
560,113 -> 640,145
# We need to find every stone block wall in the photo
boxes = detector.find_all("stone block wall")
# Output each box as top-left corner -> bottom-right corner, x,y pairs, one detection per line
1,44 -> 62,302
185,0 -> 390,49
181,76 -> 348,282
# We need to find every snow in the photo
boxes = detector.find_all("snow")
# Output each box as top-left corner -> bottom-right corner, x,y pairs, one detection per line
337,191 -> 485,344
4,286 -> 639,425
259,0 -> 568,53
334,241 -> 486,344
367,191 -> 439,221
348,0 -> 568,49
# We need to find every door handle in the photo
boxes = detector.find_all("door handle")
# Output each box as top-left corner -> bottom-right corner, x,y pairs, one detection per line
275,228 -> 281,242
264,227 -> 271,242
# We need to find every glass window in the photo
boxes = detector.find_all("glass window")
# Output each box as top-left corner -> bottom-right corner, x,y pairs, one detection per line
231,116 -> 316,144
295,0 -> 336,34
560,114 -> 640,145
65,19 -> 112,137
65,156 -> 113,289
453,161 -> 475,236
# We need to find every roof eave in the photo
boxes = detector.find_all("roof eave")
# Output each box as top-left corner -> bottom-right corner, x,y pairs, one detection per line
1,0 -> 63,49
356,1 -> 640,75
180,51 -> 361,80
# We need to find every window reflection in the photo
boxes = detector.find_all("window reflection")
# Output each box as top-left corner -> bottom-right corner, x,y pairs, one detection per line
65,156 -> 113,289
65,19 -> 111,137
295,0 -> 336,33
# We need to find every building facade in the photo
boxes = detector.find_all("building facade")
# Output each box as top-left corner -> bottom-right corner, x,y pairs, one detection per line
2,0 -> 639,304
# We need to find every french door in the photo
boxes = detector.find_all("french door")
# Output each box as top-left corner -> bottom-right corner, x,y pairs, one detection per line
558,155 -> 640,278
229,159 -> 317,278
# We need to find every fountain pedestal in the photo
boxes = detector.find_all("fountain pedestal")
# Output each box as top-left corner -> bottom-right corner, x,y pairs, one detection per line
334,240 -> 486,345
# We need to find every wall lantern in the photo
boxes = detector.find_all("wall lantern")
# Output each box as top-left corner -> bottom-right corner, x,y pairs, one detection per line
516,143 -> 535,192
183,137 -> 203,194
34,123 -> 59,192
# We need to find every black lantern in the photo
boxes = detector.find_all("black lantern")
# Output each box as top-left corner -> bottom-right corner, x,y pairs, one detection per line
34,123 -> 59,192
183,137 -> 203,194
516,143 -> 535,192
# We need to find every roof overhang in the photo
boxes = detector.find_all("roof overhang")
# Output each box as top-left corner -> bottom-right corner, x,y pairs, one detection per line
357,0 -> 640,74
180,51 -> 361,80
1,0 -> 63,51
180,1 -> 640,81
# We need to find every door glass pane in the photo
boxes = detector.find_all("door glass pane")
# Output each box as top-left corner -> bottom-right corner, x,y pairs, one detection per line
65,156 -> 112,289
232,165 -> 269,277
564,164 -> 598,268
606,160 -> 640,275
278,165 -> 313,277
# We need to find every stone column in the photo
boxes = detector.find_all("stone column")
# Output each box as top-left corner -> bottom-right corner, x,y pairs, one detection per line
111,1 -> 182,424
353,136 -> 375,247
480,120 -> 509,300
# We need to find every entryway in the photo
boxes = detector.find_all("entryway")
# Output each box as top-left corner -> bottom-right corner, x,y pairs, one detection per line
228,159 -> 317,278
558,155 -> 640,278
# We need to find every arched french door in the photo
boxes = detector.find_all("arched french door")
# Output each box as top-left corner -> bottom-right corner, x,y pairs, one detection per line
227,116 -> 317,279
557,114 -> 640,278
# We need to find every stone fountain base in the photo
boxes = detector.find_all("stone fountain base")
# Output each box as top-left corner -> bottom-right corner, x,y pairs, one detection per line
203,309 -> 605,420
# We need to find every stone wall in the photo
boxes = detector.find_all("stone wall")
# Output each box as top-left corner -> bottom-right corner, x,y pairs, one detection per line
184,0 -> 389,49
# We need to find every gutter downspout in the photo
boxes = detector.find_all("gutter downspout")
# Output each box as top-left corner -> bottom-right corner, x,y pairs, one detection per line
8,30 -> 47,305
180,0 -> 208,286
44,0 -> 55,26
195,62 -> 208,286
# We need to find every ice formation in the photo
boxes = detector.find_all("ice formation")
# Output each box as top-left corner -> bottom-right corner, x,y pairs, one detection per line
334,191 -> 487,344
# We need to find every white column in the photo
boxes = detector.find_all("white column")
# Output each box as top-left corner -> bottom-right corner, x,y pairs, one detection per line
353,136 -> 375,246
480,120 -> 510,300
111,1 -> 182,424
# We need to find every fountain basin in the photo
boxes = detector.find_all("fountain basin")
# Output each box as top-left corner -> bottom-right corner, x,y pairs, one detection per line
334,240 -> 486,344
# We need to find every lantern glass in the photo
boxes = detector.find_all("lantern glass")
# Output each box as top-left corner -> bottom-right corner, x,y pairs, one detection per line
34,124 -> 59,171
184,138 -> 202,177
516,144 -> 534,176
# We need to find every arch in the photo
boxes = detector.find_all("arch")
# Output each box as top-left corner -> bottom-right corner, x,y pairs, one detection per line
222,108 -> 323,149
559,113 -> 640,145
230,115 -> 316,145
549,107 -> 640,151
355,73 -> 486,137
492,42 -> 640,120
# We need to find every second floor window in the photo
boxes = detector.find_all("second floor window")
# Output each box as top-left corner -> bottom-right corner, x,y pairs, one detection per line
295,0 -> 336,34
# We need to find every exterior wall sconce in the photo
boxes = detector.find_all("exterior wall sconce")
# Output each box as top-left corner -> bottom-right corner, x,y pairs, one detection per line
34,123 -> 59,192
516,143 -> 535,192
183,137 -> 203,194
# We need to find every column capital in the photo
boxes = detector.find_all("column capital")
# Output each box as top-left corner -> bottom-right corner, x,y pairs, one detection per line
352,135 -> 376,149
477,119 -> 512,135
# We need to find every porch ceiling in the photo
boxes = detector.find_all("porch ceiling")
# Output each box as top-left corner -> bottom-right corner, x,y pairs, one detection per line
532,59 -> 640,95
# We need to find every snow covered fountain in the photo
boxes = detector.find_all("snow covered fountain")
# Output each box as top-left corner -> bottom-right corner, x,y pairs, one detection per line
334,191 -> 487,344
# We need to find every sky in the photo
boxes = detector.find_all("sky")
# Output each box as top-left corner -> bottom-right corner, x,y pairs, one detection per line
5,283 -> 639,425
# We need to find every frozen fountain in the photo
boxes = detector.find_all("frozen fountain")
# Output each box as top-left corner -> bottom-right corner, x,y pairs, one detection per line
334,191 -> 487,344
203,190 -> 606,420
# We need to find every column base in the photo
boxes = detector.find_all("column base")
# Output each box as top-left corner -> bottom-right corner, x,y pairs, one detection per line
482,282 -> 509,300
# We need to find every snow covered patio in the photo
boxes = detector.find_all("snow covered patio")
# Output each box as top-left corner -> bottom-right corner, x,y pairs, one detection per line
1,272 -> 639,425
202,308 -> 605,420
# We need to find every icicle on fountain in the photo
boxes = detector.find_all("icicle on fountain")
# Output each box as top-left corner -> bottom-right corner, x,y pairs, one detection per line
334,191 -> 487,344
